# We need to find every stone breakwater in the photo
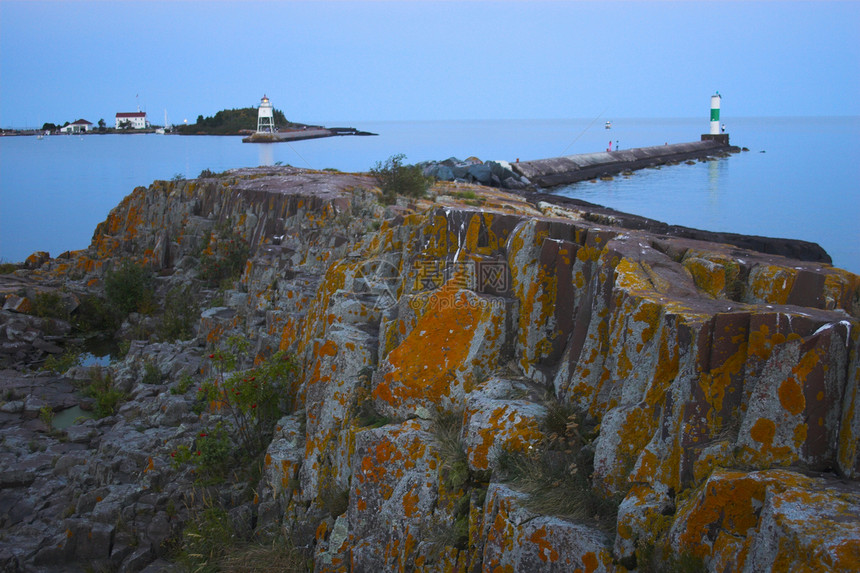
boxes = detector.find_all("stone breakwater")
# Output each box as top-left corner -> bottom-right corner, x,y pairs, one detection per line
1,166 -> 859,572
418,140 -> 738,190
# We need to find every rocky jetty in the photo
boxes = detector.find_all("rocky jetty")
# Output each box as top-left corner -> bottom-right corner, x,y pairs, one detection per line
1,166 -> 858,572
418,140 -> 738,191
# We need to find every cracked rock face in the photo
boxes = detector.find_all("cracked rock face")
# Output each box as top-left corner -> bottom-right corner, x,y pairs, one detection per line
2,166 -> 859,572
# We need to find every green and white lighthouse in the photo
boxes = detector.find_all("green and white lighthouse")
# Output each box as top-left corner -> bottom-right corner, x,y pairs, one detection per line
709,92 -> 722,135
701,92 -> 729,145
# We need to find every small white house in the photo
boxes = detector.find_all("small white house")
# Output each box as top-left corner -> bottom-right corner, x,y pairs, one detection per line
115,112 -> 148,129
60,119 -> 93,134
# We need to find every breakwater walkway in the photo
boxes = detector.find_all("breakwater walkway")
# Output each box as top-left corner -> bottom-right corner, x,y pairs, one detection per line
511,138 -> 738,188
242,126 -> 376,143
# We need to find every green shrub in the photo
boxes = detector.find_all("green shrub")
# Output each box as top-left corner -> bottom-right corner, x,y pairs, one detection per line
42,348 -> 81,373
84,366 -> 126,418
171,422 -> 233,484
142,361 -> 162,385
370,154 -> 432,204
159,285 -> 199,341
171,372 -> 195,395
431,409 -> 471,490
30,291 -> 69,320
73,295 -> 121,333
104,262 -> 155,315
198,226 -> 249,285
496,446 -> 616,531
0,262 -> 20,274
198,337 -> 299,457
39,405 -> 55,430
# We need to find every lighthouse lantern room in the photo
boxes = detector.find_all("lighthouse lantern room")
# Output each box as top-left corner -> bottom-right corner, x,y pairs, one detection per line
256,95 -> 276,133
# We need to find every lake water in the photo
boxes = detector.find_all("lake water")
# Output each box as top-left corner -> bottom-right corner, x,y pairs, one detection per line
1,117 -> 858,274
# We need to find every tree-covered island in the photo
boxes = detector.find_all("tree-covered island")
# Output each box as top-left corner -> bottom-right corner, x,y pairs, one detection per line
175,106 -> 314,135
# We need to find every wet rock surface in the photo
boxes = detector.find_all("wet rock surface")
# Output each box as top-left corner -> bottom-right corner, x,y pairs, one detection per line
1,165 -> 858,572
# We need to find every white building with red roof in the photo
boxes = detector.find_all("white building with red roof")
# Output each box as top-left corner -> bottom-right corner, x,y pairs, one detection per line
115,111 -> 148,129
60,119 -> 93,133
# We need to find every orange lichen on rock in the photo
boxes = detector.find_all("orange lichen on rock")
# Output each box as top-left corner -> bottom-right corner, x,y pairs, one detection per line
464,402 -> 544,471
373,283 -> 503,413
672,468 -> 860,571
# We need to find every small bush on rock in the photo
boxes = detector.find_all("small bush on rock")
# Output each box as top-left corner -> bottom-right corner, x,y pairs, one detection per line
173,336 -> 299,484
104,262 -> 155,315
83,366 -> 126,418
159,284 -> 199,341
42,347 -> 81,373
170,422 -> 232,484
198,339 -> 298,456
142,361 -> 162,385
73,294 -> 121,333
198,225 -> 249,285
30,291 -> 69,321
370,153 -> 432,204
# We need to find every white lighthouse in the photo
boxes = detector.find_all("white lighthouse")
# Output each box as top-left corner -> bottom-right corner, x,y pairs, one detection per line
709,92 -> 722,135
256,95 -> 275,133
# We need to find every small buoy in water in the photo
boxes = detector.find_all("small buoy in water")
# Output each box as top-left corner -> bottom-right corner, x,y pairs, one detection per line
760,150 -> 766,153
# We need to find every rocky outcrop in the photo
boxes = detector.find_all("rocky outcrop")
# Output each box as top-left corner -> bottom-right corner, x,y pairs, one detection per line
2,165 -> 858,572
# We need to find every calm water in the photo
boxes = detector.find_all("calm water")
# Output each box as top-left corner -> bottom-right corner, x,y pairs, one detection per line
1,117 -> 858,273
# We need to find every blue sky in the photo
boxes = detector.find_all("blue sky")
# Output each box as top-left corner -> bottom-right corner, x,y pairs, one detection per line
1,1 -> 858,128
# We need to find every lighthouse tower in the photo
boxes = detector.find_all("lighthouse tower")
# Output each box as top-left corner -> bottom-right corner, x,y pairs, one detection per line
701,92 -> 729,145
256,95 -> 275,133
710,93 -> 721,135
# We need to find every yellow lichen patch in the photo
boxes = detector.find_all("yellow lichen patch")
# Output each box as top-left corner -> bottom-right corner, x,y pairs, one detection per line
778,377 -> 806,416
699,344 -> 746,428
838,383 -> 858,474
750,417 -> 776,446
614,258 -> 654,294
633,300 -> 661,346
747,265 -> 796,305
511,239 -> 559,372
646,327 -> 679,407
793,423 -> 808,449
688,258 -> 725,298
748,322 -> 786,361
822,270 -> 860,314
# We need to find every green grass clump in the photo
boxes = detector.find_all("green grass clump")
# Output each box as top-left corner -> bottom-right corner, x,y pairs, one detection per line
496,400 -> 616,533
